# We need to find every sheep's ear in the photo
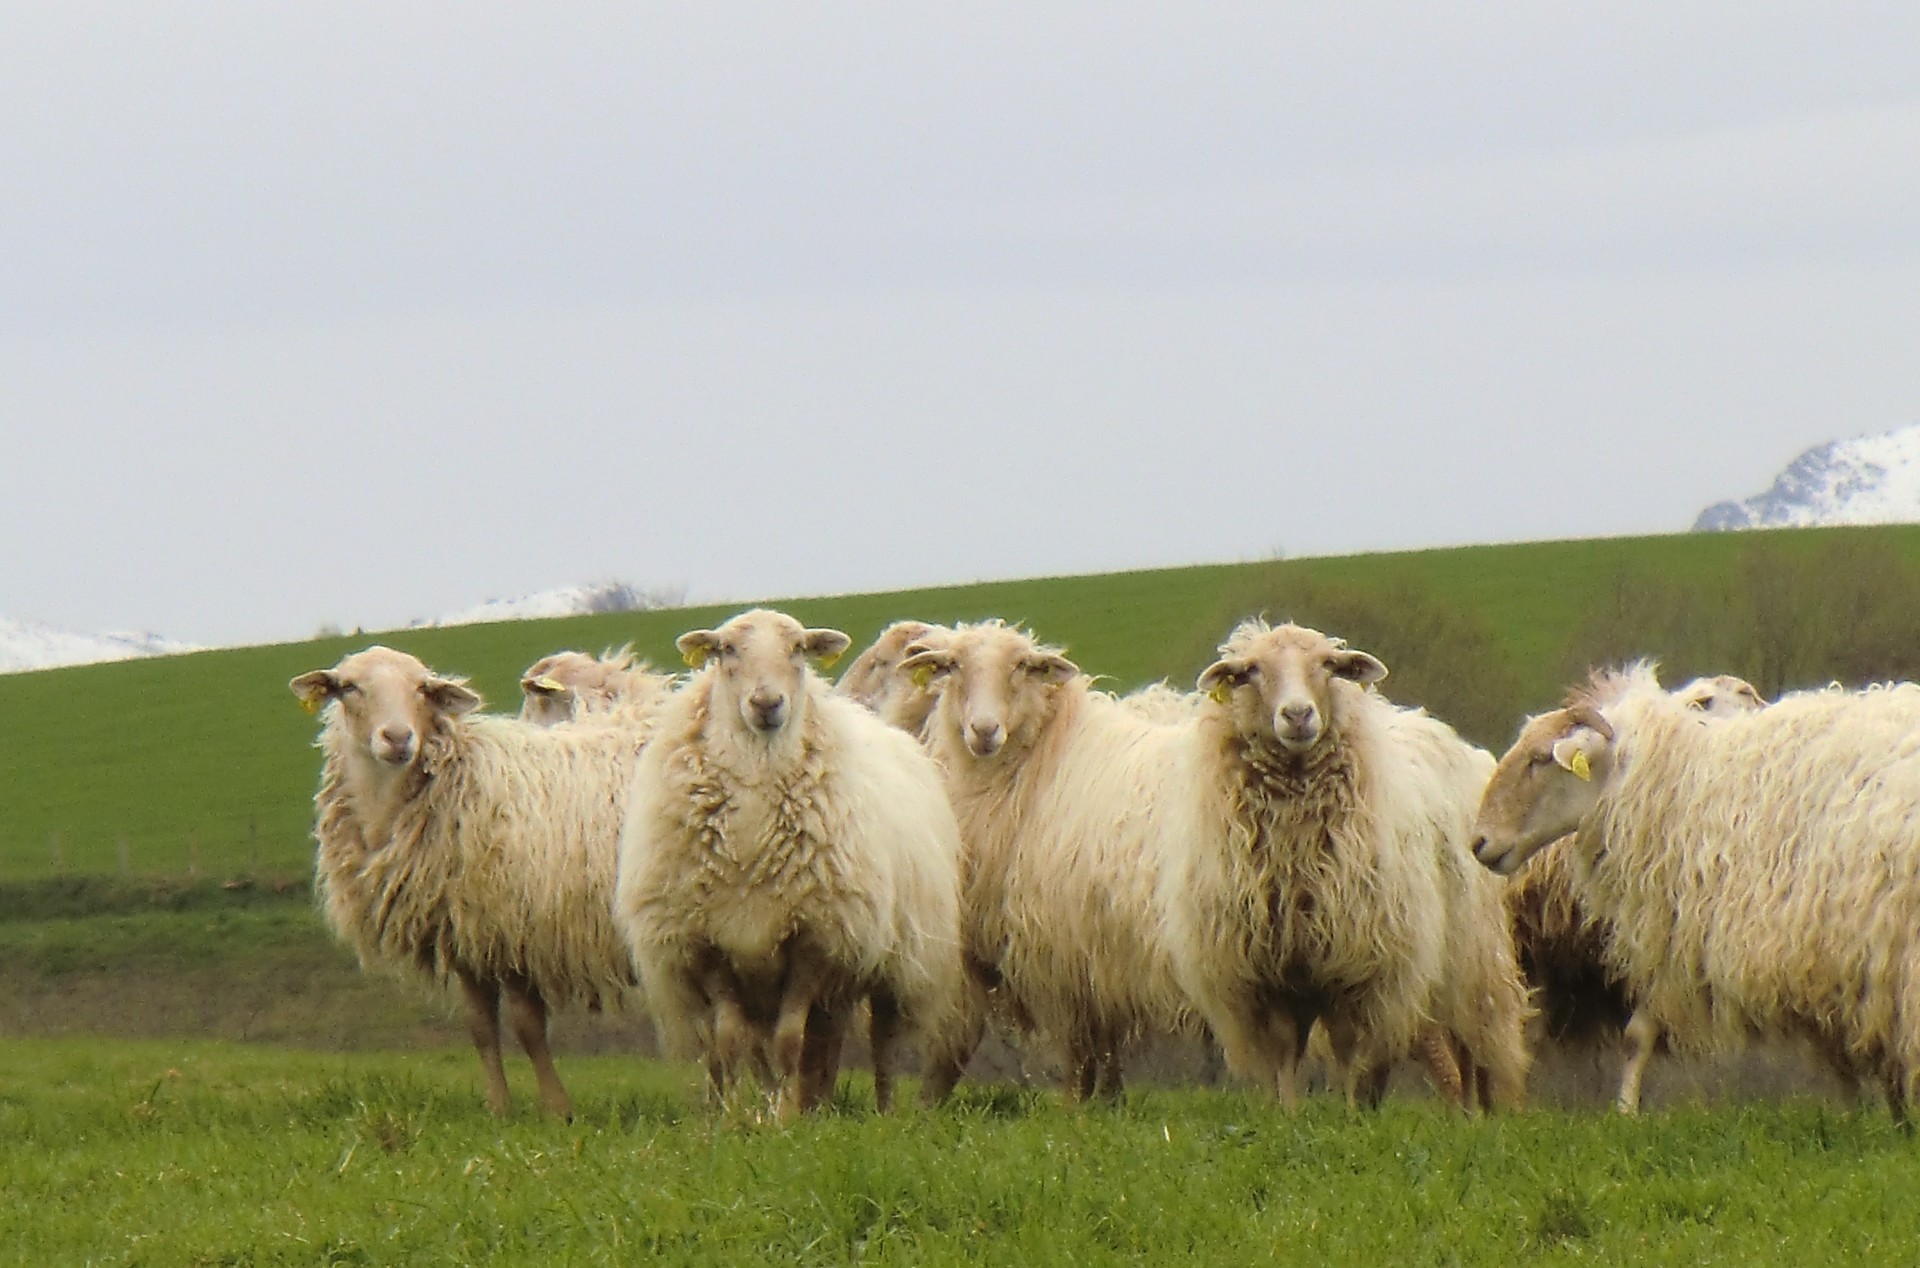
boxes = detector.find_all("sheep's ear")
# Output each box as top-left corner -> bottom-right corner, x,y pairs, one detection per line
1550,728 -> 1607,781
1024,652 -> 1078,683
424,676 -> 482,717
290,670 -> 340,714
802,628 -> 851,668
677,630 -> 719,669
1197,657 -> 1249,704
900,648 -> 955,690
1329,649 -> 1388,685
521,675 -> 565,698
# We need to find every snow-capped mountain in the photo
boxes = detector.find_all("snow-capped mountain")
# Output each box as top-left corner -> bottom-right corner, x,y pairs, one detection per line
1695,424 -> 1920,531
0,618 -> 200,675
413,580 -> 683,629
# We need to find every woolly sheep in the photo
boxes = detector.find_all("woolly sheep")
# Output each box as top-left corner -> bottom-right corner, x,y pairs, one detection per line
615,609 -> 967,1117
291,645 -> 644,1118
1119,681 -> 1203,725
901,620 -> 1194,1100
1473,664 -> 1920,1119
834,620 -> 952,736
1165,620 -> 1530,1110
1504,672 -> 1767,1111
519,645 -> 674,727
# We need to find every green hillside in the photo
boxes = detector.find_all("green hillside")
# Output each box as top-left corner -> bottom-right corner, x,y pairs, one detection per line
5,524 -> 1918,883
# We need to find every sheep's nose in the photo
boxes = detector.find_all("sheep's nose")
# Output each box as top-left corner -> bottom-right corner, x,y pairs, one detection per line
376,725 -> 416,762
968,720 -> 1004,753
1281,704 -> 1315,727
747,690 -> 787,730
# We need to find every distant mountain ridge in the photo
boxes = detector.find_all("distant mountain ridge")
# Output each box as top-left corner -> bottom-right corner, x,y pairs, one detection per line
409,580 -> 682,630
0,579 -> 684,675
1695,424 -> 1920,531
0,619 -> 200,675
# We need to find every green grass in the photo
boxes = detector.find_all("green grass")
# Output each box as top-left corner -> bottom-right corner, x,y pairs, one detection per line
2,1037 -> 1912,1264
11,524 -> 1920,885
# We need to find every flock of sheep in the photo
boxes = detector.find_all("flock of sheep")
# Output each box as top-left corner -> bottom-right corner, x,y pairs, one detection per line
288,604 -> 1920,1123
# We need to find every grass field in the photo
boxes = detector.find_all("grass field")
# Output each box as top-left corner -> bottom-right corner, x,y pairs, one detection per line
9,524 -> 1920,885
6,528 -> 1919,1261
3,1038 -> 1913,1265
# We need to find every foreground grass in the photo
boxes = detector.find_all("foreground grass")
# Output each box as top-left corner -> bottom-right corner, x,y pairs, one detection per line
2,1039 -> 1913,1264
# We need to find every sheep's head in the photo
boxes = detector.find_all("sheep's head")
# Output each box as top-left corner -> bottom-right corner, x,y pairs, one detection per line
1197,621 -> 1385,755
290,645 -> 481,769
1673,674 -> 1765,719
837,620 -> 952,733
678,609 -> 848,738
900,621 -> 1076,760
519,646 -> 645,726
1470,705 -> 1616,876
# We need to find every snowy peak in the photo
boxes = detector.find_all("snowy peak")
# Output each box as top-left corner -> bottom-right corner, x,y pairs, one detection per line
1695,424 -> 1920,531
413,580 -> 684,629
0,619 -> 200,674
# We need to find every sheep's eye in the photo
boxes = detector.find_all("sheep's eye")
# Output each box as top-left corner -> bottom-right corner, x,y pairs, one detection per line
337,681 -> 359,697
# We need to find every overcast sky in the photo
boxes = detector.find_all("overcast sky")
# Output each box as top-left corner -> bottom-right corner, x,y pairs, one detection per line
4,3 -> 1919,646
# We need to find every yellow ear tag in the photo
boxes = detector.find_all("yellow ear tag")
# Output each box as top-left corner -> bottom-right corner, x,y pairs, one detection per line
911,664 -> 935,690
533,676 -> 564,693
1208,681 -> 1232,706
1569,750 -> 1592,782
817,649 -> 844,670
298,694 -> 321,715
681,646 -> 710,669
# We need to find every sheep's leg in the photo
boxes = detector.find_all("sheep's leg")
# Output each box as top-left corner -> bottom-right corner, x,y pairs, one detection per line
1616,1010 -> 1661,1115
1070,1037 -> 1100,1103
1094,1035 -> 1126,1104
1198,1022 -> 1227,1087
1209,1002 -> 1296,1107
503,977 -> 573,1121
920,987 -> 985,1106
1811,1034 -> 1863,1109
773,944 -> 829,1121
801,1000 -> 850,1112
456,968 -> 511,1116
1479,1024 -> 1532,1114
1405,1025 -> 1465,1112
699,959 -> 753,1100
866,991 -> 905,1113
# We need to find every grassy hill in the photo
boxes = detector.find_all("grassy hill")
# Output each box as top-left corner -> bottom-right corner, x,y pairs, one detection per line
4,524 -> 1919,883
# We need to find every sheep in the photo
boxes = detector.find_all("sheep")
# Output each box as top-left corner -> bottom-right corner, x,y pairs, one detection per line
1505,672 -> 1767,1111
899,620 -> 1194,1101
833,620 -> 953,736
1163,619 -> 1530,1111
290,645 -> 644,1119
1472,663 -> 1920,1120
1672,673 -> 1767,718
1119,681 -> 1204,724
519,645 -> 674,727
614,608 -> 967,1117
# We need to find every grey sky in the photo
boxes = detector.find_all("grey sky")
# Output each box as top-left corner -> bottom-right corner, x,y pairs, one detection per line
4,4 -> 1919,645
